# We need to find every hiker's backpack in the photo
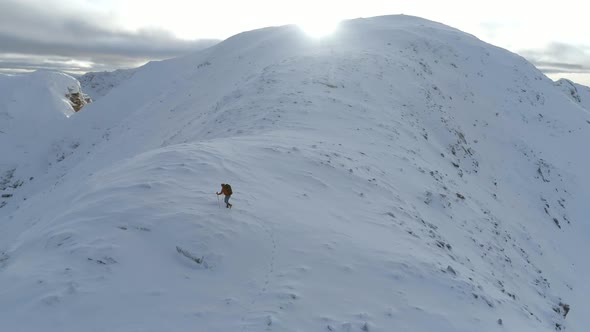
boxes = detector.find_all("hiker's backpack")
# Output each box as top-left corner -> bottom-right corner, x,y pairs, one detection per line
224,184 -> 233,195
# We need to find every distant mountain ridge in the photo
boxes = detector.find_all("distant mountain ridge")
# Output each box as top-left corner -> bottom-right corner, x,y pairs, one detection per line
78,69 -> 136,100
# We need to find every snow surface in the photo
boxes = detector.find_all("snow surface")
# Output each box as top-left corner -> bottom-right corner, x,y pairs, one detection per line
0,71 -> 86,186
78,69 -> 136,101
1,15 -> 589,332
555,78 -> 590,112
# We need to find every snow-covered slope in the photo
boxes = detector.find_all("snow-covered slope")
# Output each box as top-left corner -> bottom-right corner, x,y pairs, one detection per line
1,15 -> 589,332
0,71 -> 89,203
555,78 -> 590,112
78,69 -> 136,101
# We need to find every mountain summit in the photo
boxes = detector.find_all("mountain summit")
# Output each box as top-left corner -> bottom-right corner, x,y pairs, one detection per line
1,15 -> 588,332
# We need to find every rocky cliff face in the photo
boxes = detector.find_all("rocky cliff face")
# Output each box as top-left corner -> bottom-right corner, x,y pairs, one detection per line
65,86 -> 91,112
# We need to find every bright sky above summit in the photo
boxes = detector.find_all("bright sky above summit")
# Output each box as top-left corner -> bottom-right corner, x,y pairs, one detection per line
0,0 -> 588,85
113,0 -> 584,44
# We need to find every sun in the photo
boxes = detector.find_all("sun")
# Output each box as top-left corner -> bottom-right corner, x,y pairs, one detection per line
298,19 -> 340,38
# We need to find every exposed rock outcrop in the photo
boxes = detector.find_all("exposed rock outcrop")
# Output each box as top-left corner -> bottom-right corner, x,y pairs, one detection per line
65,87 -> 92,112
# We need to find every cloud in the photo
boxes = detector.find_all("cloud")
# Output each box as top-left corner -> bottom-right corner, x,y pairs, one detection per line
520,42 -> 590,75
0,0 -> 218,73
531,62 -> 590,74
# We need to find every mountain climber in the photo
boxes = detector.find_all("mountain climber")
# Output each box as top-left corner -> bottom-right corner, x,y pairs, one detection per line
217,183 -> 233,208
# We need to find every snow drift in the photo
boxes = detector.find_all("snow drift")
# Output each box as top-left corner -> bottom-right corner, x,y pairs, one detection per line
0,71 -> 90,196
1,15 -> 589,332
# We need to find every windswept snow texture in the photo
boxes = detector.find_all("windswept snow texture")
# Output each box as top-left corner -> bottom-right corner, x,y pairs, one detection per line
1,15 -> 589,332
555,78 -> 590,112
0,71 -> 86,199
78,69 -> 136,100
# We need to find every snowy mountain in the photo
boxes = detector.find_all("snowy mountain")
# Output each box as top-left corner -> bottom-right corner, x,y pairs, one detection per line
555,78 -> 590,112
78,69 -> 136,101
0,71 -> 89,197
1,15 -> 589,332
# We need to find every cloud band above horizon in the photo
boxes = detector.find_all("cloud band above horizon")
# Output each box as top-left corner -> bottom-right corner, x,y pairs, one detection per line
0,0 -> 218,73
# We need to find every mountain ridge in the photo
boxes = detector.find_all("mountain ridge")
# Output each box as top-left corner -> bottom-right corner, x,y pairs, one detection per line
0,15 -> 588,332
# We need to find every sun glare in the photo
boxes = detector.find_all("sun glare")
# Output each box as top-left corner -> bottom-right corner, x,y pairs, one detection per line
299,19 -> 340,38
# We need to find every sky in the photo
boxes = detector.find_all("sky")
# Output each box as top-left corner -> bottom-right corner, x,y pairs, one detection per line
0,0 -> 588,85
